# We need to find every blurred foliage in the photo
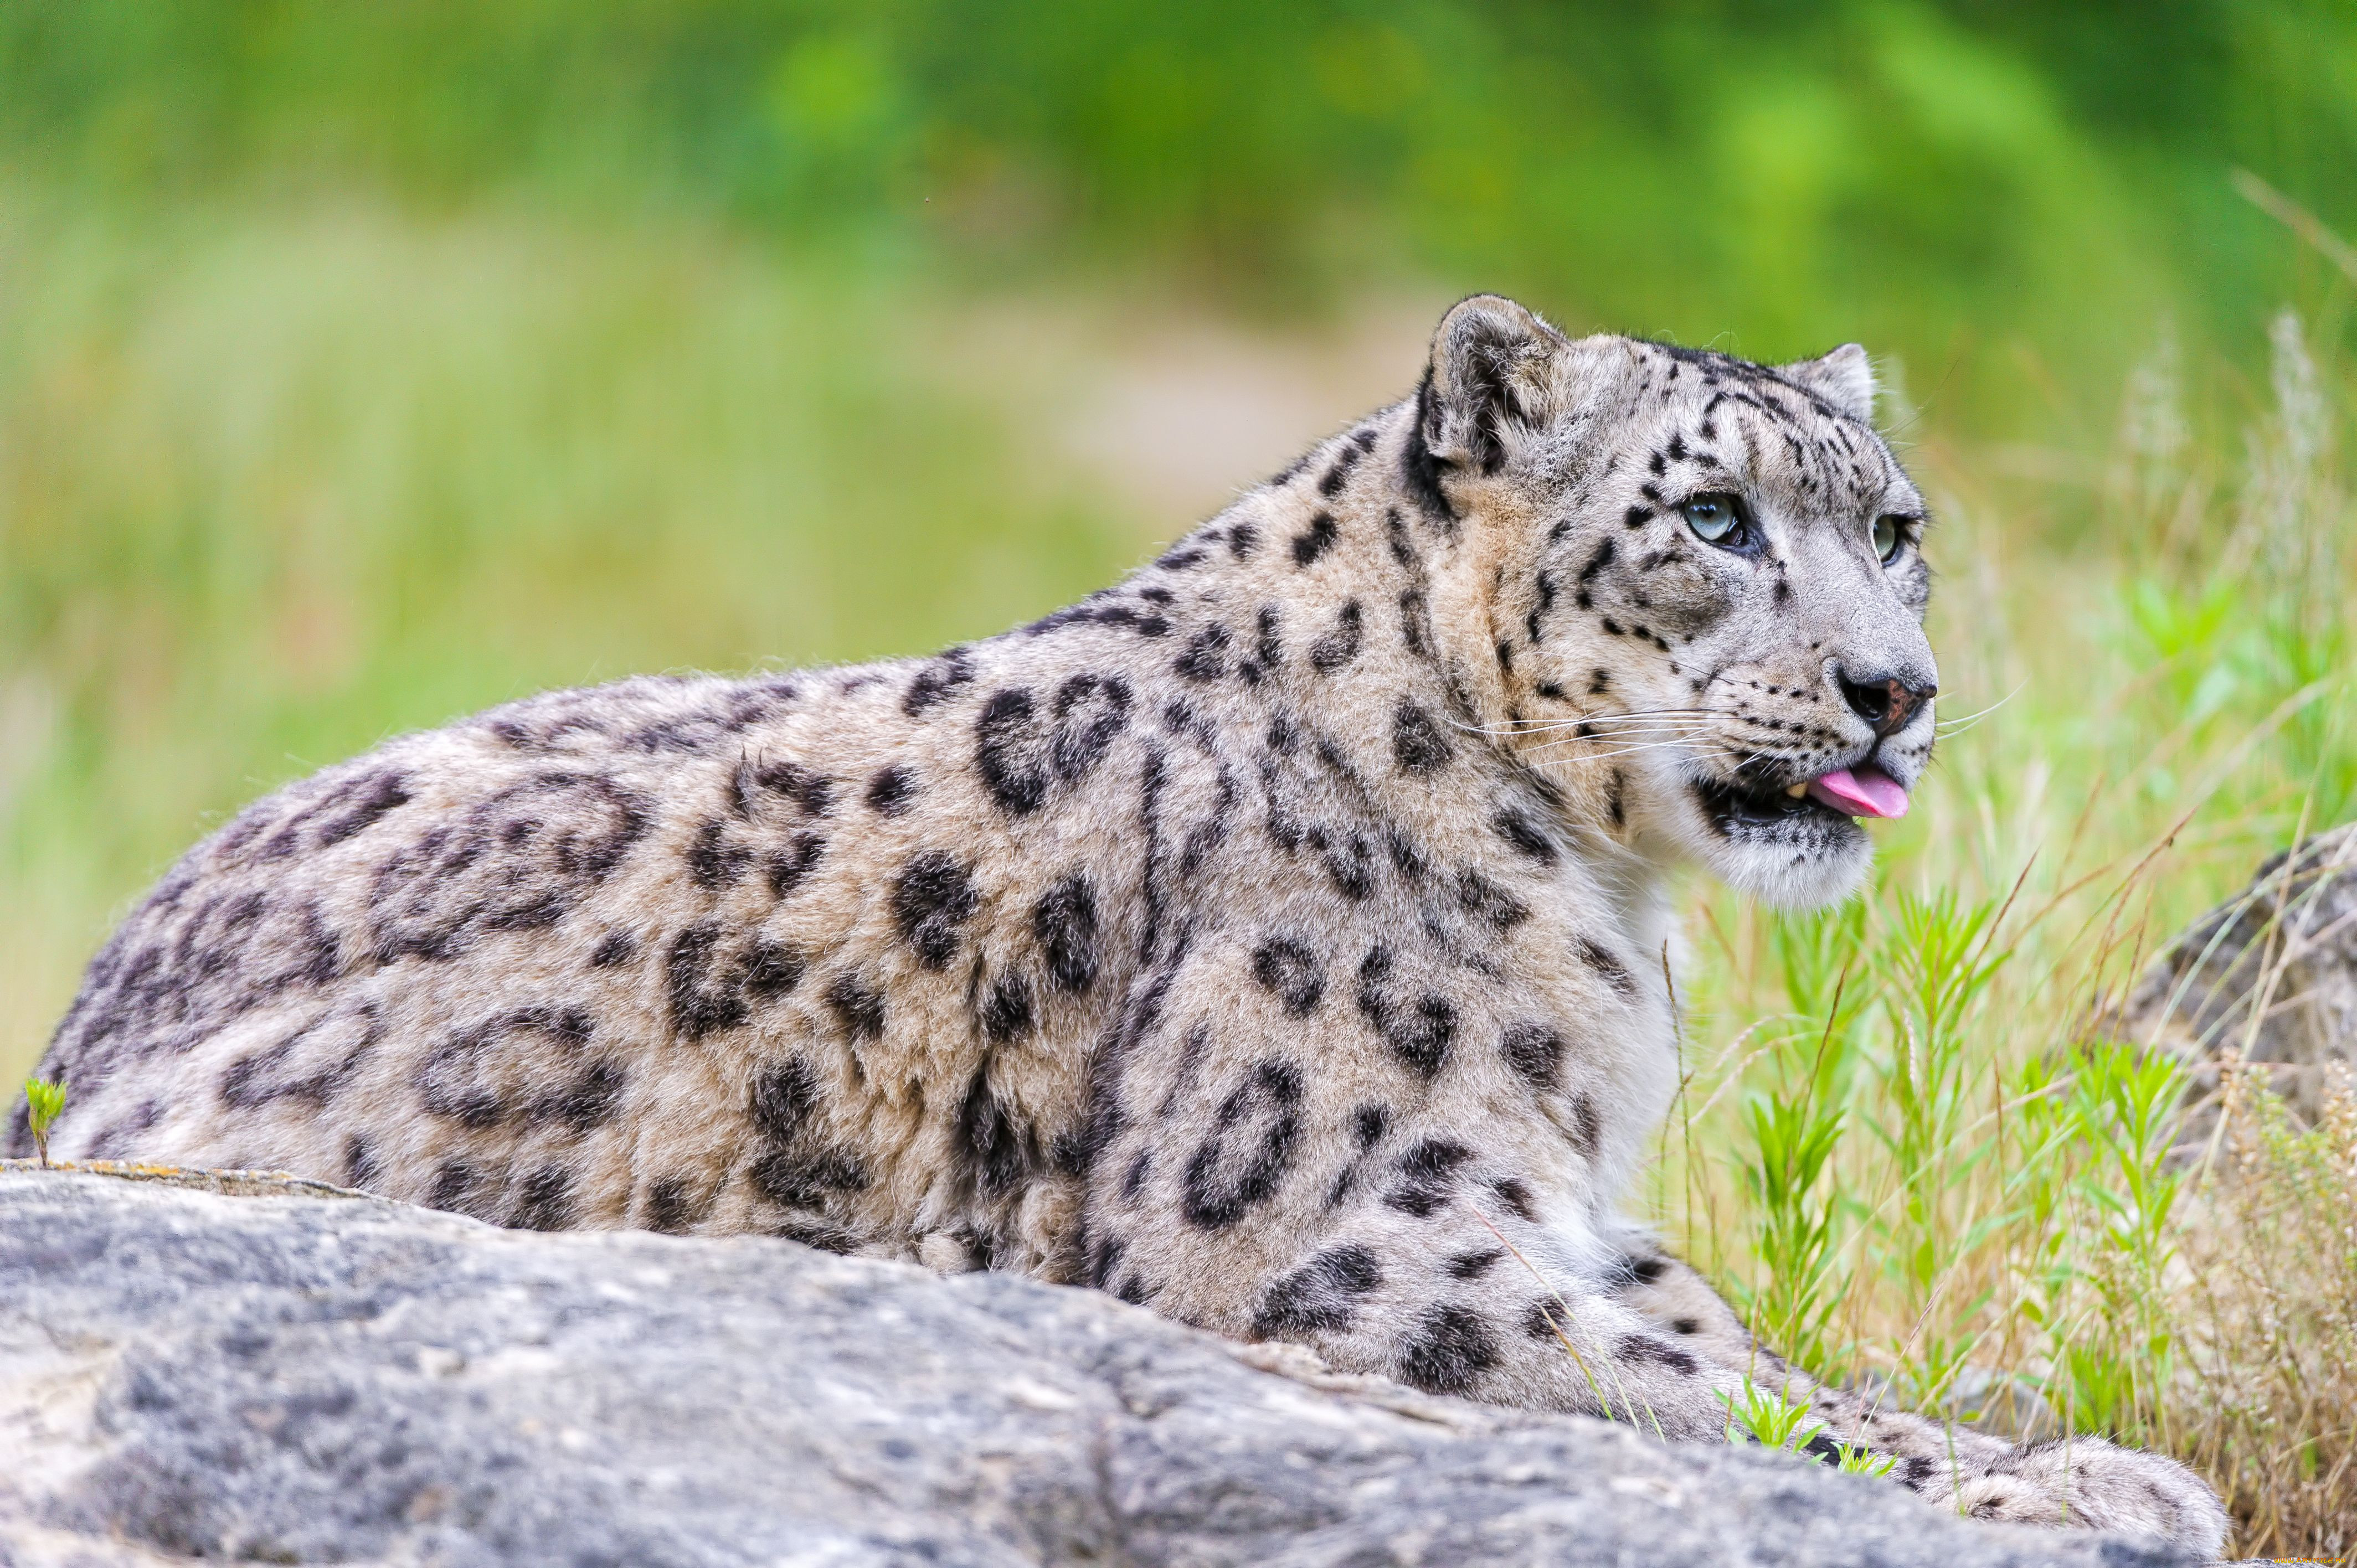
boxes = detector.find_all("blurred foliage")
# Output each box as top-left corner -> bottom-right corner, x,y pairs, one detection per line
4,1 -> 2355,422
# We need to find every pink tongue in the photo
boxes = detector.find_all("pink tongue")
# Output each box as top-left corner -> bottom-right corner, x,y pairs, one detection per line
1807,765 -> 1910,819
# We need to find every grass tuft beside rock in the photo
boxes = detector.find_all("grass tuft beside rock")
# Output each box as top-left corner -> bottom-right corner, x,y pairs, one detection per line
20,1077 -> 64,1168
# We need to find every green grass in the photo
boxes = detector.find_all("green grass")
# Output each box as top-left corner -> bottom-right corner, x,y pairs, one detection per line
1,187 -> 2352,1557
18,1075 -> 65,1167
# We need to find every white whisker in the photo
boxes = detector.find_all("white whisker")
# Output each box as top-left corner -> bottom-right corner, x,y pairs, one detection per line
1518,724 -> 1708,747
1451,706 -> 1721,737
1524,715 -> 1718,735
1525,739 -> 1700,765
1932,682 -> 2025,735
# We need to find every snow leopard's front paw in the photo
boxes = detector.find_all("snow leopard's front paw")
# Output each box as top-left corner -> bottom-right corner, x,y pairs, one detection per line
1912,1436 -> 2226,1558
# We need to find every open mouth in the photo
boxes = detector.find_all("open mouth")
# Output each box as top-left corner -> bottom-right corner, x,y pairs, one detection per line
1693,764 -> 1910,834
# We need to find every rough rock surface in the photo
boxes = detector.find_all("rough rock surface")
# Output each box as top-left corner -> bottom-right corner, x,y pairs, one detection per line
0,1169 -> 2189,1568
2124,823 -> 2357,1129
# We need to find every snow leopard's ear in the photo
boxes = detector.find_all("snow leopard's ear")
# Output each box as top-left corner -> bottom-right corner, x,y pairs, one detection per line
1418,294 -> 1572,482
1780,343 -> 1878,423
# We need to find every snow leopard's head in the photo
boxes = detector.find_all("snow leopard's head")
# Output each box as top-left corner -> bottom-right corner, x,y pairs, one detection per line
1410,295 -> 1936,907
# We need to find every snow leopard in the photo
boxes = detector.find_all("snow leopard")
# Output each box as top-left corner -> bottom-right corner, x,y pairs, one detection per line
13,295 -> 2227,1554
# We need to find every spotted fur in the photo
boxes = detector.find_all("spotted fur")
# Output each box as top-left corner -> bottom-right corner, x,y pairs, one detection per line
12,296 -> 2222,1555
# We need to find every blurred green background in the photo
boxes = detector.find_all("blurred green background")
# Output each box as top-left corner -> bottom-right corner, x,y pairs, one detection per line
3,0 -> 2354,1077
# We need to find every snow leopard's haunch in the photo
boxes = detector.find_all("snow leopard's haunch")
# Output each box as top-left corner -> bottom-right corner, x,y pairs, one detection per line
16,296 -> 2225,1553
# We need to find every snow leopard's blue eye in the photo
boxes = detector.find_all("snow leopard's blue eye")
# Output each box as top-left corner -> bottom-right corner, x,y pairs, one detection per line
1679,493 -> 1748,548
1872,514 -> 1906,563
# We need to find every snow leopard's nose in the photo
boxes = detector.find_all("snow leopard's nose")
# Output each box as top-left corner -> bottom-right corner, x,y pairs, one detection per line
1835,667 -> 1936,737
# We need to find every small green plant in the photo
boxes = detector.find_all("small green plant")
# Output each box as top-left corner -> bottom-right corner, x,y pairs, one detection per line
1732,970 -> 1856,1378
1721,1377 -> 1898,1478
2065,1039 -> 2193,1443
1828,1436 -> 1900,1479
1719,1376 -> 1825,1456
22,1077 -> 66,1169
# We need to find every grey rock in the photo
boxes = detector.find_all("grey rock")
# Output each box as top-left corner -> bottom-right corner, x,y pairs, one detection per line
0,1169 -> 2189,1567
2122,823 -> 2357,1132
